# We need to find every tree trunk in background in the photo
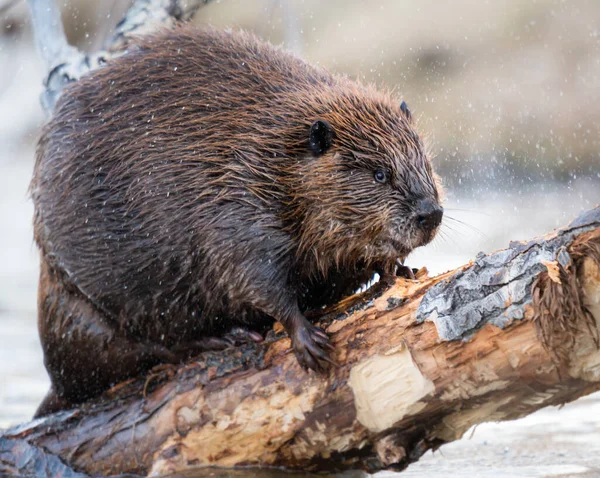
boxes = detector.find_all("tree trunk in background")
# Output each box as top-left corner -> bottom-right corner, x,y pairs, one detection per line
1,206 -> 599,477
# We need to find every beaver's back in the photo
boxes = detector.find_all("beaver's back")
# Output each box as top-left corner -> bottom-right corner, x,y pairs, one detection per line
31,27 -> 343,329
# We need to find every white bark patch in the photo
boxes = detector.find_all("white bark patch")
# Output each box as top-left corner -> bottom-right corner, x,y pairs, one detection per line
348,347 -> 434,433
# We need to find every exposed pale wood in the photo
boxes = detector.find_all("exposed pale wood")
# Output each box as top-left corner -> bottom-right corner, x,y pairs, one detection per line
1,206 -> 599,477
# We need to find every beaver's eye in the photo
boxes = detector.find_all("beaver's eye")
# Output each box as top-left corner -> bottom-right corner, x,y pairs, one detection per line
374,170 -> 387,184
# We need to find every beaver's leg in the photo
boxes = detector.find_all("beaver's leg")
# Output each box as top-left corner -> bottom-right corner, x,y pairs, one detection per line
169,328 -> 263,362
280,309 -> 336,372
35,263 -> 182,417
238,272 -> 335,372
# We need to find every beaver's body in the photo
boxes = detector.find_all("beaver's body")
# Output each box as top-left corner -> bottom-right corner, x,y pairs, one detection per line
32,26 -> 443,416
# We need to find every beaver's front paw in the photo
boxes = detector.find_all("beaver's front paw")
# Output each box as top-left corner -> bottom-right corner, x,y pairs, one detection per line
291,321 -> 337,373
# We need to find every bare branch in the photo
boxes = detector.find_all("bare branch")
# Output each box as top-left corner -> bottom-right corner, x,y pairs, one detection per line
26,0 -> 74,71
107,0 -> 213,52
26,0 -> 88,113
26,0 -> 214,114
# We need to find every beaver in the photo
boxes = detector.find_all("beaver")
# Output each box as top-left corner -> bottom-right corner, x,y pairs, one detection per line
31,26 -> 443,416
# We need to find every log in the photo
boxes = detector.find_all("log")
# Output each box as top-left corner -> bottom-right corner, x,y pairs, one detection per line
1,206 -> 599,477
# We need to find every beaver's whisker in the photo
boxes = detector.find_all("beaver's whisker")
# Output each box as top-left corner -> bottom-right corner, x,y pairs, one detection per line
444,215 -> 487,238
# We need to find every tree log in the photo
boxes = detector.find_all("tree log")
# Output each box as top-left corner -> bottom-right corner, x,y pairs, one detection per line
1,206 -> 599,477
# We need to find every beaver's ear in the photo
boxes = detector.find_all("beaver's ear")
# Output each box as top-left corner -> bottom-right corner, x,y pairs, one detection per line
309,120 -> 334,156
400,100 -> 412,122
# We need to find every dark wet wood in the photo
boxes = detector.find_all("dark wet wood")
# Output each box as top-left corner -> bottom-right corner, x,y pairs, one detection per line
1,206 -> 599,477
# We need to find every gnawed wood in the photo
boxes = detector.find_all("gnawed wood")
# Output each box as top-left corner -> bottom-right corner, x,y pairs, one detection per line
1,206 -> 599,477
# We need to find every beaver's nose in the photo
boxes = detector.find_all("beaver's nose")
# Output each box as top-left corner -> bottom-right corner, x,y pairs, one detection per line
416,199 -> 443,233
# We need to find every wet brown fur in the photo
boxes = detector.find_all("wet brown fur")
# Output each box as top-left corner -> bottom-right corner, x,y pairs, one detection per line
31,26 -> 442,415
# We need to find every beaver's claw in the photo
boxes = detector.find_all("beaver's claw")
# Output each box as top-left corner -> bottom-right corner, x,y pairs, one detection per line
292,322 -> 338,373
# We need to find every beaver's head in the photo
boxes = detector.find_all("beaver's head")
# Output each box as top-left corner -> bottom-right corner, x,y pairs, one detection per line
289,89 -> 443,277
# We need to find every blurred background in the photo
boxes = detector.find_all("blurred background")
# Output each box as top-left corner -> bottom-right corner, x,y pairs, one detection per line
0,0 -> 599,476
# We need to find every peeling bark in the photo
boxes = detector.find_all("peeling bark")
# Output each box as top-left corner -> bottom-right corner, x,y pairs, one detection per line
1,206 -> 599,477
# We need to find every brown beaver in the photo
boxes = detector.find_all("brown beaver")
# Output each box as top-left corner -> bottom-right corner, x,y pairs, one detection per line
31,26 -> 443,416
